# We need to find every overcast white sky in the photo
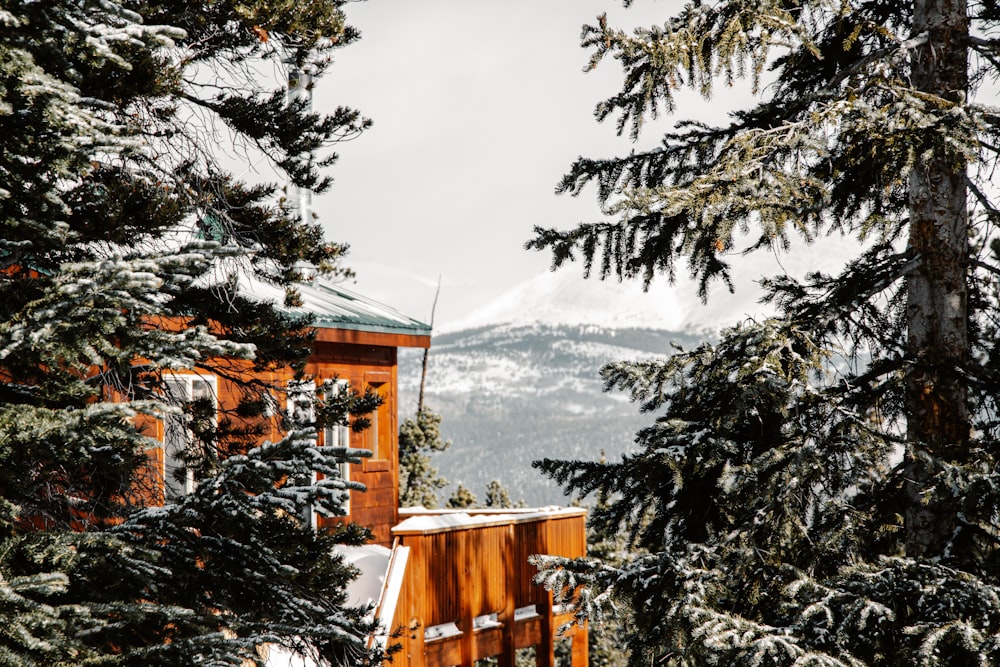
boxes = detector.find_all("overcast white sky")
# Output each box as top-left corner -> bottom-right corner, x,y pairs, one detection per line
310,1 -> 850,330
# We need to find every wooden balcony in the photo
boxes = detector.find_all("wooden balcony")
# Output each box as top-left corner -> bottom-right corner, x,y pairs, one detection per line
385,507 -> 588,667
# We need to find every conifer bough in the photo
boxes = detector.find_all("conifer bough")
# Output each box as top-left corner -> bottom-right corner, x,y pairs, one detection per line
530,0 -> 1000,664
0,1 -> 376,665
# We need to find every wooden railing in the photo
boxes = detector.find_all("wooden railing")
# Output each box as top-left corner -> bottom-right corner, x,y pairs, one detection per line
388,508 -> 588,667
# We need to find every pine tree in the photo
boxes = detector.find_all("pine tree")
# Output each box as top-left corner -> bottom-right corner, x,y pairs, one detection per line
0,1 -> 376,664
529,1 -> 1000,664
399,408 -> 451,508
484,479 -> 524,509
483,480 -> 513,509
446,484 -> 478,509
582,455 -> 633,667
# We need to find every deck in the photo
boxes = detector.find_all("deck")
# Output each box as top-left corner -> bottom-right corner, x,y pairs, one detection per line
384,507 -> 588,667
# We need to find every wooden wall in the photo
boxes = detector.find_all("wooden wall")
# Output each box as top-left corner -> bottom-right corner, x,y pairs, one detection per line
139,333 -> 416,547
389,510 -> 589,667
307,339 -> 400,546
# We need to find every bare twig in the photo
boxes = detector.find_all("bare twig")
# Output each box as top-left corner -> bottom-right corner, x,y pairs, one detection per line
417,276 -> 441,413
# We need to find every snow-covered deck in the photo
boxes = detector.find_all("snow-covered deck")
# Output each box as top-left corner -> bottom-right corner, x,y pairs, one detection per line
388,505 -> 588,666
265,507 -> 588,666
393,506 -> 587,535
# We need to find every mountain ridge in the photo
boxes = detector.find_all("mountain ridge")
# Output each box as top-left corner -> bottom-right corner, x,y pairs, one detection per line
398,321 -> 705,507
403,241 -> 864,505
399,262 -> 803,505
437,269 -> 740,336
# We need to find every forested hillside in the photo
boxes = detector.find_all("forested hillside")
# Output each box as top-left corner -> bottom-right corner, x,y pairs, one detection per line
399,322 -> 704,506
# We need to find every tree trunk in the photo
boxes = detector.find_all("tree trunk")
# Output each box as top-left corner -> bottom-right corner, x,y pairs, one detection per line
905,0 -> 970,557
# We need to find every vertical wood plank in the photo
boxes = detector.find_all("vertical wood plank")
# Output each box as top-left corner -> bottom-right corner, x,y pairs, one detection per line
536,588 -> 555,667
499,523 -> 516,666
409,614 -> 426,667
458,529 -> 475,667
570,622 -> 588,667
536,514 -> 554,667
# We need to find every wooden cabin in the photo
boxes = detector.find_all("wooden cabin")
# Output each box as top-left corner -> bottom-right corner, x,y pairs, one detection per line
150,278 -> 589,667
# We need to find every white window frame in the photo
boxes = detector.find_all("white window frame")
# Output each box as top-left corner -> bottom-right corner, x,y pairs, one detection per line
286,379 -> 317,427
162,373 -> 218,501
366,380 -> 388,461
323,379 -> 352,515
286,380 -> 319,529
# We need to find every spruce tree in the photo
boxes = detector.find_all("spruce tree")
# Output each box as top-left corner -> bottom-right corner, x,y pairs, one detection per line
483,479 -> 525,509
484,480 -> 514,509
529,1 -> 1000,664
446,484 -> 478,509
398,408 -> 451,509
0,1 -> 376,664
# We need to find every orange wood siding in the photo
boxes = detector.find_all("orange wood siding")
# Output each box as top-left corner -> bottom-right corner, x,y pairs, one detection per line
138,339 -> 403,546
305,341 -> 400,546
389,510 -> 588,667
314,327 -> 430,349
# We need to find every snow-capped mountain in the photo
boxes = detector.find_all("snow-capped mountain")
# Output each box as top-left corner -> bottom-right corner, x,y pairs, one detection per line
399,240 -> 862,506
438,268 -> 757,336
399,272 -> 718,507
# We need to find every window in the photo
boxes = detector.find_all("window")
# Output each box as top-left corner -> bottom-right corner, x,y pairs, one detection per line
162,373 -> 217,500
365,373 -> 390,463
369,387 -> 381,459
323,379 -> 352,515
287,379 -> 354,523
287,380 -> 319,529
286,380 -> 316,427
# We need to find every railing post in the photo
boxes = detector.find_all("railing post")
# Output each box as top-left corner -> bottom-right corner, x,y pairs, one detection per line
499,523 -> 516,666
406,536 -> 425,667
458,528 -> 474,666
570,620 -> 588,667
536,515 -> 555,667
537,591 -> 555,666
408,615 -> 425,667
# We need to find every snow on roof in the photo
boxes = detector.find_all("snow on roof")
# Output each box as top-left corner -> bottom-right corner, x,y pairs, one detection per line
264,544 -> 405,666
242,273 -> 431,337
264,645 -> 317,667
392,507 -> 586,535
335,544 -> 393,610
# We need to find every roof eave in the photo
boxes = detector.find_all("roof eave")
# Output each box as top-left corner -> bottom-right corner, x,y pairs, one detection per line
314,324 -> 432,348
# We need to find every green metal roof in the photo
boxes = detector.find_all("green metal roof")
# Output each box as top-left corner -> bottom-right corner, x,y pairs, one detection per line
247,275 -> 432,338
